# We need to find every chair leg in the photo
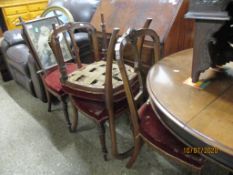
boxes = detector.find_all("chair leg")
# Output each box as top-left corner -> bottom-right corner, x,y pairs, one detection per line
46,90 -> 52,112
70,99 -> 78,132
61,98 -> 71,130
108,111 -> 134,160
126,136 -> 143,168
98,122 -> 108,161
108,111 -> 118,158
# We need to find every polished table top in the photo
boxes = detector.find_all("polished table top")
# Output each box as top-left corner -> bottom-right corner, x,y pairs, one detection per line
147,49 -> 233,170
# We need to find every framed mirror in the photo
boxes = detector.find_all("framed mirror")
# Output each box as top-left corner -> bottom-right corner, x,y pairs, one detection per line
41,6 -> 74,24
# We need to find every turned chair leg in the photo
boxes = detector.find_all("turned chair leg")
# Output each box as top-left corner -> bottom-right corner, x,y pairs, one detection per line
98,122 -> 108,161
61,98 -> 71,130
126,136 -> 143,168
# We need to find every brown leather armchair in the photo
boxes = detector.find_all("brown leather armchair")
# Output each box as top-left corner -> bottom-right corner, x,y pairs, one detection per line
1,30 -> 38,96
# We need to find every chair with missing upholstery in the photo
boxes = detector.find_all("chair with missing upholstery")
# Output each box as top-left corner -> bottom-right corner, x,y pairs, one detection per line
115,28 -> 206,171
49,21 -> 133,160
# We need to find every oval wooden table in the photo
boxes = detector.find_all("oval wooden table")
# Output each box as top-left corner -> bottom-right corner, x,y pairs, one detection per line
147,49 -> 233,171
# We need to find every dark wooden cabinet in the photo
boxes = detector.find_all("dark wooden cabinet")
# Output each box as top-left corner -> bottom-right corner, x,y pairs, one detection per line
91,0 -> 194,71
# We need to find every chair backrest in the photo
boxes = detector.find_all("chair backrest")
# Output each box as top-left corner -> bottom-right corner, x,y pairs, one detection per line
49,22 -> 101,80
115,28 -> 160,134
20,16 -> 72,72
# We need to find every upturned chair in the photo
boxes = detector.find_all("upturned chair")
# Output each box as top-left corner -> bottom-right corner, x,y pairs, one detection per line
115,28 -> 206,171
19,16 -> 76,131
49,21 -> 138,160
49,17 -> 154,160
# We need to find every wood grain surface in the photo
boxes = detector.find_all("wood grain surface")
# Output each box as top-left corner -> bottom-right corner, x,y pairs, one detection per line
147,49 -> 233,161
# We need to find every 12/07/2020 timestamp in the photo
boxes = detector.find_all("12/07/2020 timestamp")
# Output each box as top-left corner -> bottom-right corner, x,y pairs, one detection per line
184,147 -> 219,154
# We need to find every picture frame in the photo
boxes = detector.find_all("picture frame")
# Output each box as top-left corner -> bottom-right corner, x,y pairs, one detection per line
20,16 -> 72,70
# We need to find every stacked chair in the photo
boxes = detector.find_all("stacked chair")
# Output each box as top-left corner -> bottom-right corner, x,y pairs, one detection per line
48,15 -> 155,160
49,21 -> 139,160
21,11 -> 205,171
49,15 -> 205,171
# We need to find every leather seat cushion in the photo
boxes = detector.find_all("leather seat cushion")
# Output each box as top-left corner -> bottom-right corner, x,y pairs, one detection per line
6,44 -> 30,75
72,96 -> 128,122
139,103 -> 205,168
44,63 -> 77,93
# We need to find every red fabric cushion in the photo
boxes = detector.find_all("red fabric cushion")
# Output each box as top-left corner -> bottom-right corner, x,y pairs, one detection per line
72,96 -> 128,122
44,63 -> 77,93
139,103 -> 205,168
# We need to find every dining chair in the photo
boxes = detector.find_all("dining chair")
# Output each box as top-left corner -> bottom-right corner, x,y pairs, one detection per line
49,21 -> 140,160
115,28 -> 206,171
49,15 -> 154,160
20,16 -> 77,131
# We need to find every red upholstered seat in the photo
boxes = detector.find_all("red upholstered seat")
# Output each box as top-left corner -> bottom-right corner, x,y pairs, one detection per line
44,63 -> 77,93
72,96 -> 128,122
139,103 -> 205,168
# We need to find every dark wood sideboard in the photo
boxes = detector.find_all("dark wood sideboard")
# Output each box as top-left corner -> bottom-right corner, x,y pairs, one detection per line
91,0 -> 194,72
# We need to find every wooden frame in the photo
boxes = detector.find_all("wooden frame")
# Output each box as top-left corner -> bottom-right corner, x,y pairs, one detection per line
41,5 -> 74,24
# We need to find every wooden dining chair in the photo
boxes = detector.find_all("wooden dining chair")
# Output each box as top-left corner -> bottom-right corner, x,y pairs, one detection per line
20,16 -> 77,131
115,28 -> 206,171
49,21 -> 139,160
49,16 -> 154,160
